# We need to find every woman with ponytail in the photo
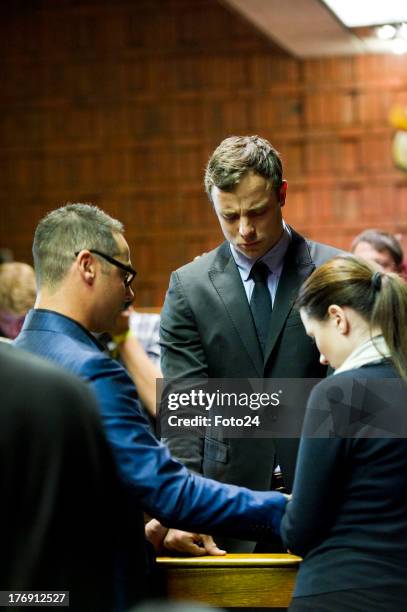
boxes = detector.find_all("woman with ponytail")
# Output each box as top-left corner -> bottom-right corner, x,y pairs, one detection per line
281,255 -> 407,611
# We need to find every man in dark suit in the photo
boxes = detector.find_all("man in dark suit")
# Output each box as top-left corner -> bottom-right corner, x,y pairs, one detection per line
160,135 -> 341,553
14,203 -> 288,603
0,342 -> 121,611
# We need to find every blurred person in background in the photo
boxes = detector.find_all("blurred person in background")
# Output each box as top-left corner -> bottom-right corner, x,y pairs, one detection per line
129,309 -> 161,367
0,262 -> 36,340
351,229 -> 404,275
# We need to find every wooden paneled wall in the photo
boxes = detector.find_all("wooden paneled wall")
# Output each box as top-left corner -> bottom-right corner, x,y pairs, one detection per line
1,0 -> 406,305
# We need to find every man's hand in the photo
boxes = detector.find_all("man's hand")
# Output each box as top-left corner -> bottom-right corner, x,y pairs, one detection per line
145,518 -> 169,552
163,529 -> 226,556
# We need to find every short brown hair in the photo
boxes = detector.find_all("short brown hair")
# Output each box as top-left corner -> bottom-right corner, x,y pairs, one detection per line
204,135 -> 283,201
351,229 -> 403,270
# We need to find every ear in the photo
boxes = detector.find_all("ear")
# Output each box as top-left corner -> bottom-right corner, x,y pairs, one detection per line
278,180 -> 287,208
76,251 -> 96,286
327,304 -> 349,335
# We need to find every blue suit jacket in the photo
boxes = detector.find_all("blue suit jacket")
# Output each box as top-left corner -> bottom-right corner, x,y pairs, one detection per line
15,309 -> 286,541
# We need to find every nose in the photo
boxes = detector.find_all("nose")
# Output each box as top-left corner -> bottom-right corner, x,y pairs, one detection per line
319,353 -> 329,366
239,217 -> 255,239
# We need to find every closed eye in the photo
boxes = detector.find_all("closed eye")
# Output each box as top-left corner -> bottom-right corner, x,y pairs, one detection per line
248,208 -> 267,217
222,213 -> 239,221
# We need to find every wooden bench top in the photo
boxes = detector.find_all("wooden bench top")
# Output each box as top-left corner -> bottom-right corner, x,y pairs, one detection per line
157,553 -> 301,567
156,554 -> 301,608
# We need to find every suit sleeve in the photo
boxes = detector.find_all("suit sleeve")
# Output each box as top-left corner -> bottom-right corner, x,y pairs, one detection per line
88,356 -> 287,541
159,270 -> 208,473
280,382 -> 347,557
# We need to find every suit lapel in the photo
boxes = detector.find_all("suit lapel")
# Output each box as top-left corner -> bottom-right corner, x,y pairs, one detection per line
209,243 -> 264,376
264,230 -> 315,366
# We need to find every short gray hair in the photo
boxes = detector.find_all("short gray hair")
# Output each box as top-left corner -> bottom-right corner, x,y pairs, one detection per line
204,135 -> 283,201
33,203 -> 124,288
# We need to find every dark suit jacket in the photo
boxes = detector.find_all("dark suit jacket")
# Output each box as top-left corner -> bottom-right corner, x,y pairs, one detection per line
0,342 -> 120,611
161,228 -> 341,550
281,362 -> 407,601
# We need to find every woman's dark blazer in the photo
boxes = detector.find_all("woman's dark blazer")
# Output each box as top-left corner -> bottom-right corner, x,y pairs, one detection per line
281,361 -> 407,599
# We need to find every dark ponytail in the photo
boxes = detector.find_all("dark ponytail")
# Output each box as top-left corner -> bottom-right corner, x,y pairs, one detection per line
296,255 -> 407,381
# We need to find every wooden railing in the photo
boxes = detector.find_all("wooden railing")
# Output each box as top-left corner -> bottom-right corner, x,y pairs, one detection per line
157,553 -> 301,608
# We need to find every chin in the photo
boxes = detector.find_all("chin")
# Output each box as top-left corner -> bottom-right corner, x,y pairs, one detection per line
236,243 -> 265,258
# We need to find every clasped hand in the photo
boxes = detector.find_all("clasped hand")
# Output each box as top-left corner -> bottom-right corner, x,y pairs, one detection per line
145,519 -> 226,556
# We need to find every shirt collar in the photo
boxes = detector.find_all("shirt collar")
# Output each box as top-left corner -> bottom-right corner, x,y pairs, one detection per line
230,223 -> 291,281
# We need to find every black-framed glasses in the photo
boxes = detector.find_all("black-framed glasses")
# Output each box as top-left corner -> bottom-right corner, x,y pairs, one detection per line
75,249 -> 137,287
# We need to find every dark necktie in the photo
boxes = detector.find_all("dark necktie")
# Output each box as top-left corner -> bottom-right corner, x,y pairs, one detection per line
249,261 -> 272,357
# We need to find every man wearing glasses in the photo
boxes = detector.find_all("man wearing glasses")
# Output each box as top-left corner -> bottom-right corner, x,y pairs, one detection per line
14,203 -> 287,608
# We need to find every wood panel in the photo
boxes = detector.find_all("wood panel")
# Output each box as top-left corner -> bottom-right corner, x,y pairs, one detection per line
157,553 -> 300,608
1,0 -> 406,305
